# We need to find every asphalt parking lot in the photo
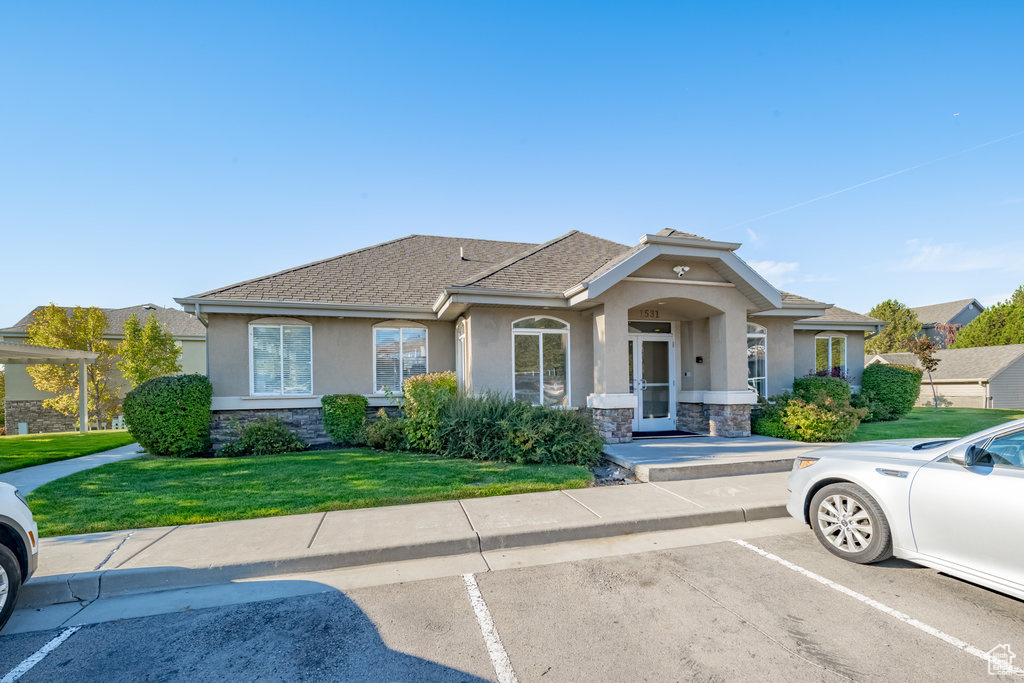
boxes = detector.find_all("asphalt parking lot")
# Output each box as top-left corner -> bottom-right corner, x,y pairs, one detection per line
3,526 -> 1023,682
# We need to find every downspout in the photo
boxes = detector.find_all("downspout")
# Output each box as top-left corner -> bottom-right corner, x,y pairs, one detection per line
865,324 -> 883,340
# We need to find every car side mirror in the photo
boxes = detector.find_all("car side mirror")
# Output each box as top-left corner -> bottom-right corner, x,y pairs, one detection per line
947,443 -> 980,467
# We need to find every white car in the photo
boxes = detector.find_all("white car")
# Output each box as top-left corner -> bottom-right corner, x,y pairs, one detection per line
0,482 -> 39,630
787,418 -> 1024,601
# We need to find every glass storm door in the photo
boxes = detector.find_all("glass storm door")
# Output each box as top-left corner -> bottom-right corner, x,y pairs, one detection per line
628,335 -> 676,432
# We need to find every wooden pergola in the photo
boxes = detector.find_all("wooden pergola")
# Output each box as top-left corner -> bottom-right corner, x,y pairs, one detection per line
0,341 -> 99,433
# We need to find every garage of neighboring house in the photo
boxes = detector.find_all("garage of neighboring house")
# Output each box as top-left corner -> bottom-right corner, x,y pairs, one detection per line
866,344 -> 1024,409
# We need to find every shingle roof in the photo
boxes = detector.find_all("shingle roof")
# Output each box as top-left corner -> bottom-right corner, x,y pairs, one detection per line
0,304 -> 205,338
869,344 -> 1024,381
654,228 -> 710,240
780,291 -> 826,306
189,235 -> 535,307
799,306 -> 884,325
458,231 -> 630,294
911,299 -> 982,326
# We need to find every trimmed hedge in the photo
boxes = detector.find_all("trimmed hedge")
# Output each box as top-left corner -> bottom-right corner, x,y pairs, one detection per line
861,364 -> 922,420
403,372 -> 457,453
218,417 -> 306,457
793,376 -> 851,404
322,394 -> 368,445
436,394 -> 604,466
123,374 -> 212,457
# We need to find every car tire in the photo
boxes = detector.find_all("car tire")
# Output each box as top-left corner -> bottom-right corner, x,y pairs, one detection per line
809,483 -> 892,564
0,543 -> 22,632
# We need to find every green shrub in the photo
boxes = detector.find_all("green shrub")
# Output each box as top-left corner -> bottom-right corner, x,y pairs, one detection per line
363,409 -> 409,451
793,376 -> 851,404
403,371 -> 457,453
436,394 -> 604,466
850,389 -> 898,422
322,394 -> 368,445
218,417 -> 307,457
861,364 -> 922,419
753,391 -> 866,442
123,374 -> 212,457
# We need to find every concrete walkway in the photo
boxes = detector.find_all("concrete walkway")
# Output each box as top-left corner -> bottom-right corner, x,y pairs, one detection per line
605,435 -> 822,481
21,471 -> 792,608
0,443 -> 144,494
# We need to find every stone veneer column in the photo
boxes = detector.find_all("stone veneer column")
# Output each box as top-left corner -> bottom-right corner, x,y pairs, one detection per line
587,393 -> 637,444
675,402 -> 709,434
707,404 -> 752,438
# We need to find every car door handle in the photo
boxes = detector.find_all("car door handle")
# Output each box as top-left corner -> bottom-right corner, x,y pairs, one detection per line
876,468 -> 909,478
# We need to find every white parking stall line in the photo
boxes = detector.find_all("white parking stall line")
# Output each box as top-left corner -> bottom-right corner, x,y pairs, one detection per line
462,573 -> 518,683
1,626 -> 81,683
731,539 -> 1024,677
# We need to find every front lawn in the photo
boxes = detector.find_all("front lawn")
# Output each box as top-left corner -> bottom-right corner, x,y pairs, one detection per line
850,407 -> 1024,442
27,448 -> 594,537
0,430 -> 136,474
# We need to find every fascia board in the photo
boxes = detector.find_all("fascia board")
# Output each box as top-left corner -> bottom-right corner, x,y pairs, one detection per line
174,298 -> 437,320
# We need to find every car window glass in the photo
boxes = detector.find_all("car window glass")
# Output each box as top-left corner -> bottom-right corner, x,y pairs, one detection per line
977,431 -> 1024,469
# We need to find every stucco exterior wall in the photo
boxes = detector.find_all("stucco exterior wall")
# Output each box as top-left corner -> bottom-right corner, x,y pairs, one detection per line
463,307 -> 594,406
204,313 -> 455,398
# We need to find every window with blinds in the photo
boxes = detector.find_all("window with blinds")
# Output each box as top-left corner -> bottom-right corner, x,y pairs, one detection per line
374,326 -> 427,393
251,325 -> 312,395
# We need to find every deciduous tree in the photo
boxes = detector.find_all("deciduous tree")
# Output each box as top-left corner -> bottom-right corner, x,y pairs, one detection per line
25,304 -> 120,428
117,313 -> 182,388
908,336 -> 940,410
865,299 -> 922,355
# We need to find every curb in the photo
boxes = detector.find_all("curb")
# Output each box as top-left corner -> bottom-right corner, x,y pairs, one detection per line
19,502 -> 790,609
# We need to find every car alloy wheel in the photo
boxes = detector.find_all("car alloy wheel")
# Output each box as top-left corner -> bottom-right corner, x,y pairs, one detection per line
817,494 -> 873,553
0,564 -> 7,614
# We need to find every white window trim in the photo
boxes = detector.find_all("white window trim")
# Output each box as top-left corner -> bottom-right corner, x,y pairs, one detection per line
815,333 -> 848,375
746,323 -> 768,397
248,322 -> 313,397
455,318 -> 467,393
511,316 -> 571,407
372,322 -> 429,395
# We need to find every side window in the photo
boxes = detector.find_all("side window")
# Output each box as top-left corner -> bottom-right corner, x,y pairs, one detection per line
977,431 -> 1024,469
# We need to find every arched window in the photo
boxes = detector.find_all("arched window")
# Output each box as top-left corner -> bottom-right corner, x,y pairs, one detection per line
746,322 -> 767,397
513,317 -> 569,406
815,334 -> 847,377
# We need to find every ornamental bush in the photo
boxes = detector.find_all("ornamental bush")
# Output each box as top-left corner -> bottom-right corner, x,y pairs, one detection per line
218,417 -> 306,457
322,394 -> 368,445
861,363 -> 922,420
403,371 -> 457,453
753,390 -> 866,442
436,394 -> 604,466
363,409 -> 409,451
123,374 -> 212,457
793,375 -> 851,404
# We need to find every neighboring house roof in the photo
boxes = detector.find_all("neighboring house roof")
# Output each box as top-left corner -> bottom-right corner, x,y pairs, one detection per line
0,304 -> 205,339
867,344 -> 1024,381
911,298 -> 984,326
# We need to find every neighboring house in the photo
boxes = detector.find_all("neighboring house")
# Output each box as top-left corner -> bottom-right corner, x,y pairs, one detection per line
911,298 -> 984,348
866,344 -> 1024,409
175,230 -> 884,445
0,304 -> 207,434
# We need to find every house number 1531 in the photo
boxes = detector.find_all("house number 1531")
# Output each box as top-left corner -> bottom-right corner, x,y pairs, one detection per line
639,309 -> 660,319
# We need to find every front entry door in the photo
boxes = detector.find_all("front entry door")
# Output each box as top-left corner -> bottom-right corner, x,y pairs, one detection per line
628,335 -> 676,432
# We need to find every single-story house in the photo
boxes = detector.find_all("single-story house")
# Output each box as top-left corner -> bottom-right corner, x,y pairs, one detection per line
866,344 -> 1024,409
175,230 -> 884,444
0,304 -> 207,433
911,298 -> 984,348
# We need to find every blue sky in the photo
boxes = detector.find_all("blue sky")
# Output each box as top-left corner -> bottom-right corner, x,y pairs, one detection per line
2,2 -> 1022,326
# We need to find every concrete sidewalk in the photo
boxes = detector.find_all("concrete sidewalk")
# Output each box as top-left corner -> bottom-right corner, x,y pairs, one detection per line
0,443 -> 144,494
21,471 -> 793,608
605,435 -> 821,481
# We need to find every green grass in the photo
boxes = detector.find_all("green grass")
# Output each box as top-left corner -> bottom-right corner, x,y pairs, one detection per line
27,448 -> 594,537
0,430 -> 136,474
850,407 -> 1024,442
